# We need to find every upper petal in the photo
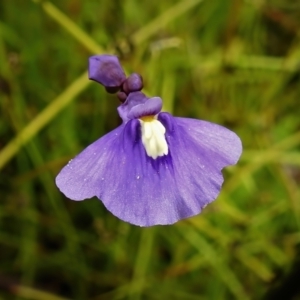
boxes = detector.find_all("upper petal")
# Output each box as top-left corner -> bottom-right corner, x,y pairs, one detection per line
117,91 -> 148,123
127,97 -> 162,119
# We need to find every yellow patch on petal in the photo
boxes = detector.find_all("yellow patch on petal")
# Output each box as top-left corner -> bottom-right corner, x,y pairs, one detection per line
140,115 -> 155,122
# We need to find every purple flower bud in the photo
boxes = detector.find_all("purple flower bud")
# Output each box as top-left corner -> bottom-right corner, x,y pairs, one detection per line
122,73 -> 143,94
88,55 -> 126,89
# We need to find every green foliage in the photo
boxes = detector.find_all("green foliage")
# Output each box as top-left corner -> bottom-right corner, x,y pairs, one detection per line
0,0 -> 300,299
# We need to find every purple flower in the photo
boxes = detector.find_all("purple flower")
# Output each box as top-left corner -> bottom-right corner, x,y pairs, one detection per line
56,55 -> 242,227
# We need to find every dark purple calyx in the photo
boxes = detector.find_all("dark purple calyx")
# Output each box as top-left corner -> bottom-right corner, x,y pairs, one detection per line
88,55 -> 126,89
117,91 -> 127,103
117,91 -> 162,123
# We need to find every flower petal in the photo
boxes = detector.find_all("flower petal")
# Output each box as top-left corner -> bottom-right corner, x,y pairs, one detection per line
128,97 -> 162,119
158,113 -> 242,211
159,113 -> 242,168
117,91 -> 148,122
55,125 -> 125,201
56,113 -> 242,227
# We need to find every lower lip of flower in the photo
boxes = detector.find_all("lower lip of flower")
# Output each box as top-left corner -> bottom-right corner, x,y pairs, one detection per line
139,115 -> 168,159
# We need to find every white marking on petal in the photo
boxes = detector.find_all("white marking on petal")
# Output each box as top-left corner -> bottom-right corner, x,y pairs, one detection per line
139,117 -> 168,159
144,122 -> 153,140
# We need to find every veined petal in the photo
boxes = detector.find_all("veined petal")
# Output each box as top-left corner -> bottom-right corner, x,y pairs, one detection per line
56,125 -> 126,201
158,112 -> 242,212
159,113 -> 242,167
56,113 -> 242,227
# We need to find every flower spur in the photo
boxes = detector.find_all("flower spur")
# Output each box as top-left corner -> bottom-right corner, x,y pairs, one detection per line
56,55 -> 242,227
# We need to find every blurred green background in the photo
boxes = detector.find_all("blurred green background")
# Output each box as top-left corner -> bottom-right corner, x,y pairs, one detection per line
1,0 -> 300,299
